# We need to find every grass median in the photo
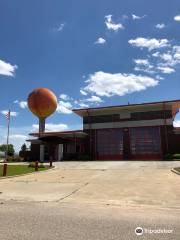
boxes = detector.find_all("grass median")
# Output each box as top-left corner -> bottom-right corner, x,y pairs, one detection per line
0,164 -> 51,177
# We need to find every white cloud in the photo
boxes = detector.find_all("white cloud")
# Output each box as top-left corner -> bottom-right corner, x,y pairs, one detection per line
155,75 -> 164,80
32,123 -> 68,132
132,14 -> 146,20
152,47 -> 180,68
0,125 -> 31,153
9,134 -> 27,140
128,37 -> 170,51
86,95 -> 103,103
83,71 -> 158,97
56,101 -> 72,114
95,37 -> 106,45
173,46 -> 180,62
59,101 -> 72,108
57,23 -> 65,32
1,110 -> 18,117
159,53 -> 173,62
134,59 -> 155,74
174,53 -> 180,60
73,99 -> 90,108
155,23 -> 165,29
105,15 -> 124,31
77,102 -> 89,108
157,66 -> 175,74
134,59 -> 149,65
174,15 -> 180,21
59,94 -> 70,101
80,89 -> 87,96
122,15 -> 129,19
19,101 -> 27,109
134,66 -> 155,74
14,100 -> 27,109
173,120 -> 180,127
152,52 -> 160,57
8,134 -> 28,153
0,59 -> 17,77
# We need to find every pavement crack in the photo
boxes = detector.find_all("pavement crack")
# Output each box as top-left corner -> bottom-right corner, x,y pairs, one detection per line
57,182 -> 89,202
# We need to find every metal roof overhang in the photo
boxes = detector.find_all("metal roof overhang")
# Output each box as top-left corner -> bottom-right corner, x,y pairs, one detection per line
29,130 -> 88,139
73,99 -> 180,118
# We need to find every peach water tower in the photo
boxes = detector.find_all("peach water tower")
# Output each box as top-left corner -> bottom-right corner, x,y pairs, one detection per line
27,88 -> 57,161
28,88 -> 57,133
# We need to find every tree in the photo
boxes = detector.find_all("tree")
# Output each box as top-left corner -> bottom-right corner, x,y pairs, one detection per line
21,143 -> 27,152
0,144 -> 15,156
19,143 -> 28,160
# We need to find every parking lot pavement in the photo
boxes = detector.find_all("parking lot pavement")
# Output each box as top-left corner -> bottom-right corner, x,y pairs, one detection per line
0,161 -> 180,239
0,161 -> 180,209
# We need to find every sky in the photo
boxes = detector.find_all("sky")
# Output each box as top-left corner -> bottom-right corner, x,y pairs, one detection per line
0,0 -> 180,152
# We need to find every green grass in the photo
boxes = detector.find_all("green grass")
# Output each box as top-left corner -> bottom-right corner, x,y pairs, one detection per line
174,167 -> 180,173
0,165 -> 51,177
164,153 -> 180,160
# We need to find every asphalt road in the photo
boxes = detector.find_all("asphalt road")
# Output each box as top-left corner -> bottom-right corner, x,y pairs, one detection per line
0,201 -> 179,240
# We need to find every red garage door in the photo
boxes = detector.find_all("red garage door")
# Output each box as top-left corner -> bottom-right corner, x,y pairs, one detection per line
129,126 -> 162,159
97,129 -> 123,160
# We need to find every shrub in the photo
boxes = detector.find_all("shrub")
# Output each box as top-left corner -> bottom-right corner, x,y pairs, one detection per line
28,162 -> 45,168
78,154 -> 91,160
7,156 -> 24,162
173,154 -> 180,159
164,153 -> 180,160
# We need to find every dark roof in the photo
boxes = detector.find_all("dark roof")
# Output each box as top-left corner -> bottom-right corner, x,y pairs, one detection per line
73,99 -> 180,117
29,130 -> 87,139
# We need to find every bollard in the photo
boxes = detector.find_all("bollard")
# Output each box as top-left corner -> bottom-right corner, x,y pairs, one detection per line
49,156 -> 53,168
50,159 -> 53,168
35,161 -> 39,171
3,164 -> 7,177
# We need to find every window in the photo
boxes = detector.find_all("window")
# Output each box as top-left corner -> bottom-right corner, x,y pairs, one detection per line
131,110 -> 172,121
83,114 -> 120,124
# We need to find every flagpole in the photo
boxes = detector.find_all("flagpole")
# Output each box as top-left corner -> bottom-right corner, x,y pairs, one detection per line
5,110 -> 10,163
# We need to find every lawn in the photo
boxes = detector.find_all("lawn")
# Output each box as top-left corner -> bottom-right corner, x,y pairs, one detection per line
0,164 -> 51,177
173,167 -> 180,174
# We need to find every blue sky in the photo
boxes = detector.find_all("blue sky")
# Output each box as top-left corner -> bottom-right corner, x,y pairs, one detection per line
0,0 -> 180,151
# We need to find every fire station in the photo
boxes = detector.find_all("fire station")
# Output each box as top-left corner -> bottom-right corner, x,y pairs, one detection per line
28,99 -> 180,161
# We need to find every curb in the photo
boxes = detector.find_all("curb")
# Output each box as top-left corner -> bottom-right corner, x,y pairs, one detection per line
171,168 -> 180,175
0,165 -> 56,180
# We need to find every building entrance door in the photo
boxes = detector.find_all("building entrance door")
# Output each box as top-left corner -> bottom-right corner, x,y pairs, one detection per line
96,129 -> 123,160
129,126 -> 162,159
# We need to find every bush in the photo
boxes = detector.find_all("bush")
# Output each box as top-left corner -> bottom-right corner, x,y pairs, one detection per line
7,156 -> 24,162
164,153 -> 180,160
28,162 -> 45,168
173,154 -> 180,159
78,154 -> 91,160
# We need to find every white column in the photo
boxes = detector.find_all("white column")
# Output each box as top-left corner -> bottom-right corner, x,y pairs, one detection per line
40,145 -> 44,162
58,144 -> 63,161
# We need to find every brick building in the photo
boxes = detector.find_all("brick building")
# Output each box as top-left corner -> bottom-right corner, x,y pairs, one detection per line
28,99 -> 180,161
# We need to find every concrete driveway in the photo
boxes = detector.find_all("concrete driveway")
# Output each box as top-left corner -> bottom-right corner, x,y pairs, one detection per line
0,161 -> 180,209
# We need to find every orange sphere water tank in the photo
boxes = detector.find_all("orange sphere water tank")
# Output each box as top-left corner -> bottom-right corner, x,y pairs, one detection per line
27,88 -> 57,118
